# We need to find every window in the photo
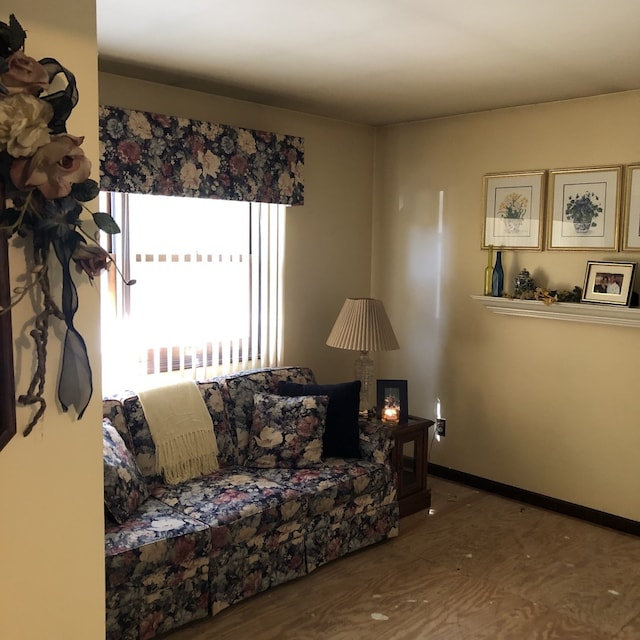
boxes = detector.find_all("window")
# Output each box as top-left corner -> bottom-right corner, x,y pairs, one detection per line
100,193 -> 284,393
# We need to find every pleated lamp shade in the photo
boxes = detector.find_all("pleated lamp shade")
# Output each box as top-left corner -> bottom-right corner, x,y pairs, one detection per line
326,298 -> 399,352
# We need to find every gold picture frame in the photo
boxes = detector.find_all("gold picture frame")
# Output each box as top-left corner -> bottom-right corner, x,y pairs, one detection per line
622,163 -> 640,251
481,170 -> 545,250
547,166 -> 622,251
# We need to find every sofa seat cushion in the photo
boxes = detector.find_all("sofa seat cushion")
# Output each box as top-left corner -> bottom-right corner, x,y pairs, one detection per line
107,578 -> 209,640
105,497 -> 211,587
152,469 -> 307,549
105,498 -> 211,640
209,534 -> 307,615
305,501 -> 399,572
222,367 -> 315,464
257,459 -> 393,517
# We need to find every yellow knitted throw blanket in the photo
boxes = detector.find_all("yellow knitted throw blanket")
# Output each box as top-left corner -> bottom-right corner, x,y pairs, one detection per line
138,380 -> 219,484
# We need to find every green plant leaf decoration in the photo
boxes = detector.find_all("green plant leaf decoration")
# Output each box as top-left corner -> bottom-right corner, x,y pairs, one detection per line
92,212 -> 121,234
71,178 -> 100,202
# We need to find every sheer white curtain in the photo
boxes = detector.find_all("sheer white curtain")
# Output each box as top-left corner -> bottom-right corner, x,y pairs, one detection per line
217,201 -> 284,375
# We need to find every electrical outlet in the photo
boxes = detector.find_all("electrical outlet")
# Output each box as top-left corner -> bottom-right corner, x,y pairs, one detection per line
435,418 -> 446,437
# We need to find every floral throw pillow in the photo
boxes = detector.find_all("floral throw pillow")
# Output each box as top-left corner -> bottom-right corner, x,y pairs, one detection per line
246,393 -> 329,468
103,418 -> 149,524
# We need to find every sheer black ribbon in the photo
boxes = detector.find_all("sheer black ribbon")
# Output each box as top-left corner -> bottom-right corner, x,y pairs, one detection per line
51,236 -> 93,419
39,57 -> 78,134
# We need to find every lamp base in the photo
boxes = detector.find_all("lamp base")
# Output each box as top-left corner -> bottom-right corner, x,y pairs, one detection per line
354,351 -> 374,416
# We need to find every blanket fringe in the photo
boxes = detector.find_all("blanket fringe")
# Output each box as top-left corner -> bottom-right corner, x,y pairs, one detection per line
156,428 -> 219,484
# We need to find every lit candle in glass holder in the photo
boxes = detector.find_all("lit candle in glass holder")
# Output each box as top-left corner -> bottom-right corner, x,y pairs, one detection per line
381,395 -> 400,424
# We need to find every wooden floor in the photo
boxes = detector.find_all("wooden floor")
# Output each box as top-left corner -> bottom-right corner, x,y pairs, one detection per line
161,476 -> 640,640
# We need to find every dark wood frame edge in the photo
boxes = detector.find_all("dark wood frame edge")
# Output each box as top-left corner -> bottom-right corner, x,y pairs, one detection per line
0,231 -> 17,451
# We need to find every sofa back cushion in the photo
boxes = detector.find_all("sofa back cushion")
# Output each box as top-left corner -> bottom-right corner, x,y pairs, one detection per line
198,380 -> 238,467
105,379 -> 237,481
102,367 -> 316,475
222,367 -> 315,465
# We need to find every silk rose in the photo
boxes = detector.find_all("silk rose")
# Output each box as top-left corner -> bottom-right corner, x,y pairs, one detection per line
0,92 -> 52,157
1,51 -> 49,97
72,244 -> 112,278
9,133 -> 92,198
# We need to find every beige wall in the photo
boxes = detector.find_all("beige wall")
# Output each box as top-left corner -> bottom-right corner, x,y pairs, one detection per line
0,2 -> 105,639
98,74 -> 376,384
373,91 -> 640,521
5,14 -> 639,636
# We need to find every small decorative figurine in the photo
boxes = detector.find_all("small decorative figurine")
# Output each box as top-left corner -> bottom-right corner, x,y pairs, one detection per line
514,268 -> 535,296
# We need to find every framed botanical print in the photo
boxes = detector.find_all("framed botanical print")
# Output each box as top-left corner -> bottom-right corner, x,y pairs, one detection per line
622,163 -> 640,250
547,166 -> 622,251
482,170 -> 545,250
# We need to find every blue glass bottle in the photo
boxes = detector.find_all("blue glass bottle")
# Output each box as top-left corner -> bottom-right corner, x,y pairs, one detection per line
491,250 -> 504,297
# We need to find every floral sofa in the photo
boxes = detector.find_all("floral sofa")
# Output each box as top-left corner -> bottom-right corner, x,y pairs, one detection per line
102,366 -> 399,640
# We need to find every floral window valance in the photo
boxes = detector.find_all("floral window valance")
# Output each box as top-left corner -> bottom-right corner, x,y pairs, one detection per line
98,105 -> 304,206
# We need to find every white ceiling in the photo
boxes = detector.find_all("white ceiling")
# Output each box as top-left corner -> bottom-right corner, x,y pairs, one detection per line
97,0 -> 640,126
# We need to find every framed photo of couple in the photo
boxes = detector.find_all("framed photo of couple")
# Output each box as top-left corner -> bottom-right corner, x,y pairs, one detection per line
581,261 -> 636,306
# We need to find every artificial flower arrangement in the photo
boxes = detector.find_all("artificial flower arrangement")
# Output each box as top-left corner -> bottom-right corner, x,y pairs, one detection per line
0,14 -> 129,435
505,286 -> 582,304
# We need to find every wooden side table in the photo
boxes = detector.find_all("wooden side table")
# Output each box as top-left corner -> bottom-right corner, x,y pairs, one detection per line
387,416 -> 434,517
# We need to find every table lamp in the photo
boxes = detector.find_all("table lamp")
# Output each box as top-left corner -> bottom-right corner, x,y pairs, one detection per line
326,297 -> 399,416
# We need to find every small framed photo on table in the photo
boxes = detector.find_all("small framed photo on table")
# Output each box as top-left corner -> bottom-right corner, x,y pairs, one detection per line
581,261 -> 636,306
376,379 -> 408,423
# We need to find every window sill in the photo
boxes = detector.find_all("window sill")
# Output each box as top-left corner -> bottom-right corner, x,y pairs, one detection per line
471,295 -> 640,328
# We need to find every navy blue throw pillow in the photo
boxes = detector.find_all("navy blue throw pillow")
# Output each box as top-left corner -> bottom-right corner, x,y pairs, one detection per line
277,380 -> 361,459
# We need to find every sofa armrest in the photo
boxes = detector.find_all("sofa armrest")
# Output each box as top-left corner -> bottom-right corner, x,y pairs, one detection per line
358,419 -> 394,467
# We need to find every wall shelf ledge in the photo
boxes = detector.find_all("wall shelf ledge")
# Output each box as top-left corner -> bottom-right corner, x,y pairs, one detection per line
471,295 -> 640,328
